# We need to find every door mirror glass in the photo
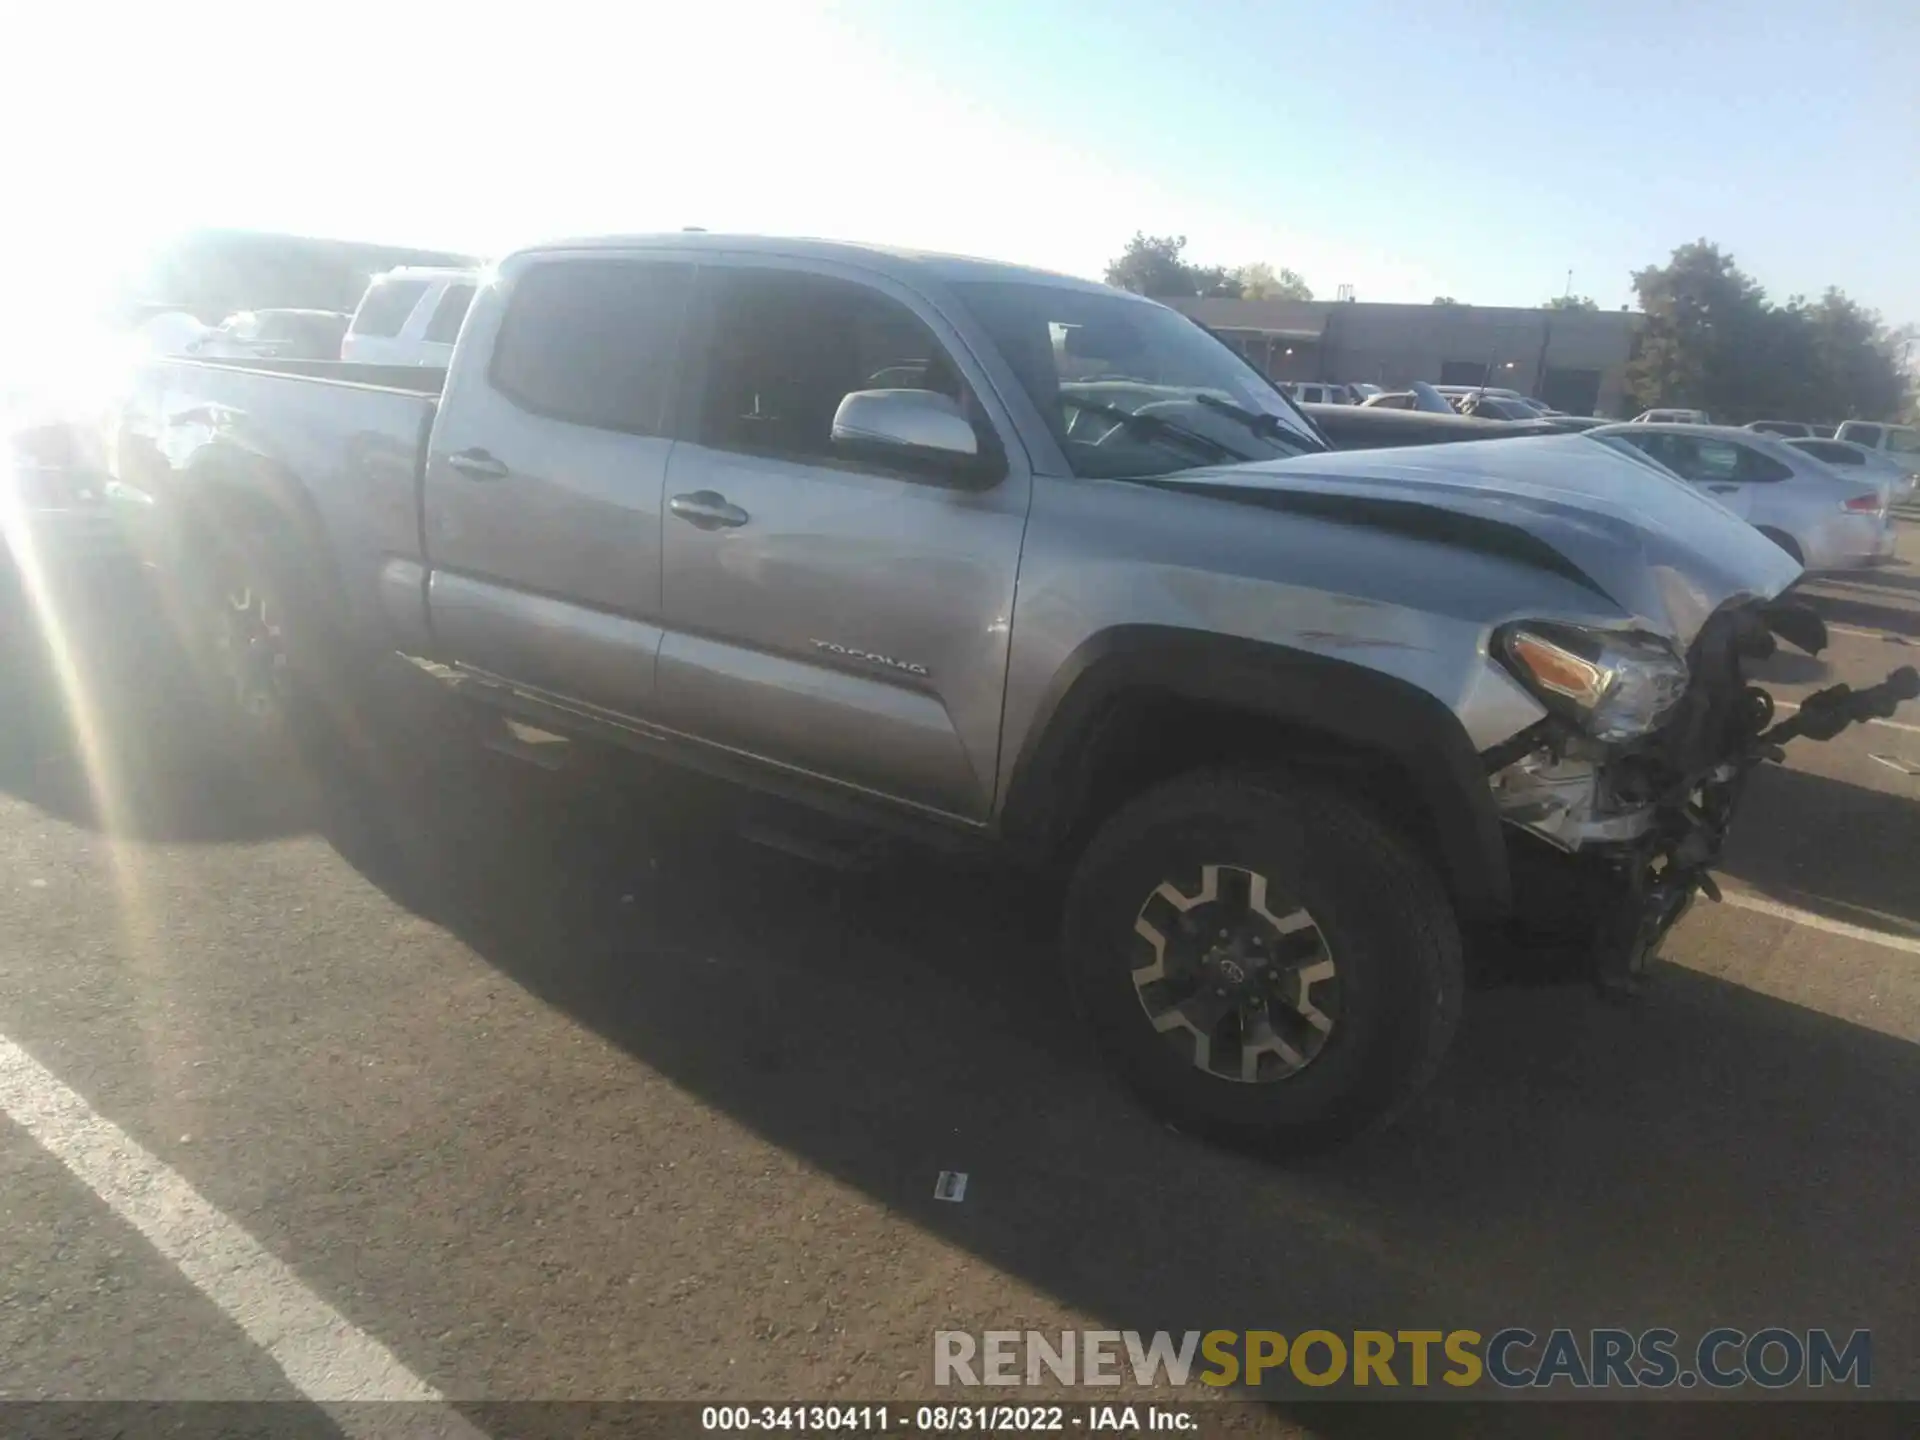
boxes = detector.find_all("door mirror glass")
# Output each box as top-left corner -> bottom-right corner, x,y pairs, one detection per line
831,388 -> 982,471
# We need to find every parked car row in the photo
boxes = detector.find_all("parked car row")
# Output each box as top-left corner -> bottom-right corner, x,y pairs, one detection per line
1590,424 -> 1896,570
147,266 -> 488,369
1782,436 -> 1919,504
1636,414 -> 1918,465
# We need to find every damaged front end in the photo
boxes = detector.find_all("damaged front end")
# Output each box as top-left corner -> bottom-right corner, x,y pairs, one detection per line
1484,598 -> 1919,996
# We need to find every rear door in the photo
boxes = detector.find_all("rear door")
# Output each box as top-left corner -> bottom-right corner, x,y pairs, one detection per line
654,260 -> 1031,821
422,253 -> 694,718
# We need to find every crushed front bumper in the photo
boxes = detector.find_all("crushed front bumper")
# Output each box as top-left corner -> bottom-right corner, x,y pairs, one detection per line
1485,599 -> 1919,994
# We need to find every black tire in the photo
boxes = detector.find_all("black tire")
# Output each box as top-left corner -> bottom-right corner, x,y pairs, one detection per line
1061,772 -> 1464,1153
186,520 -> 362,771
1758,528 -> 1805,565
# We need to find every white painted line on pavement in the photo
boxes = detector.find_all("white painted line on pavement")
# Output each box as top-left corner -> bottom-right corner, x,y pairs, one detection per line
1720,892 -> 1920,956
1824,622 -> 1911,643
0,1034 -> 487,1436
1767,698 -> 1920,735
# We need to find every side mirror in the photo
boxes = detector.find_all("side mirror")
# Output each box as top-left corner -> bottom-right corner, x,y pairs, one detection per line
831,389 -> 988,479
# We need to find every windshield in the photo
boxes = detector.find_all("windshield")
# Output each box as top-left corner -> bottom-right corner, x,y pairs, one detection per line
952,280 -> 1325,479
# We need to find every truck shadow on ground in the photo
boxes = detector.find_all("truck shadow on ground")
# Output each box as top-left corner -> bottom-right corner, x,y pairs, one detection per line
296,681 -> 1920,1427
1811,566 -> 1920,602
1719,763 -> 1920,932
4,608 -> 1915,1431
0,584 -> 309,844
1800,590 -> 1920,643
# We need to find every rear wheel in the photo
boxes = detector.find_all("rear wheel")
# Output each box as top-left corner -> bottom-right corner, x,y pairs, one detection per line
1062,772 -> 1464,1152
188,522 -> 361,770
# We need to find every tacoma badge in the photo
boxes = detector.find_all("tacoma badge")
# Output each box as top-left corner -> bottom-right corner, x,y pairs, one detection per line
810,639 -> 930,677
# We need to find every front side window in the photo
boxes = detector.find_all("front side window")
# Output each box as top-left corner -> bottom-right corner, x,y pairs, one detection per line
1887,427 -> 1920,456
694,268 -> 983,471
1593,433 -> 1683,480
424,283 -> 477,345
351,278 -> 428,338
953,280 -> 1324,480
1805,442 -> 1862,465
1733,443 -> 1794,483
489,259 -> 692,435
1634,433 -> 1738,483
1840,423 -> 1884,448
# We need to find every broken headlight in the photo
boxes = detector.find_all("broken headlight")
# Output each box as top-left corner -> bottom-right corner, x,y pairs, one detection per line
1499,623 -> 1690,743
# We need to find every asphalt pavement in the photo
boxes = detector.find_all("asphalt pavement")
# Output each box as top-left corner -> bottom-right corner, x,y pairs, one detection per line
2,521 -> 1918,1436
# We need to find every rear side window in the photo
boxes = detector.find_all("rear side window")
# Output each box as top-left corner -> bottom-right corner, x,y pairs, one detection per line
1805,442 -> 1862,464
352,278 -> 429,338
489,260 -> 692,435
423,283 -> 477,345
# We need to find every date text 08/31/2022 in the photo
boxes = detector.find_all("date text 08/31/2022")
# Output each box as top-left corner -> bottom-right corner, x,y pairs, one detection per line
702,1406 -> 1196,1433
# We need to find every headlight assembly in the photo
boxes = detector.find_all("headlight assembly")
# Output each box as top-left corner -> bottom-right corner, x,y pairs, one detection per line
1499,623 -> 1690,742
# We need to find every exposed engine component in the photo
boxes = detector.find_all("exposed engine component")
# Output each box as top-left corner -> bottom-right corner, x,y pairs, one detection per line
1490,749 -> 1655,851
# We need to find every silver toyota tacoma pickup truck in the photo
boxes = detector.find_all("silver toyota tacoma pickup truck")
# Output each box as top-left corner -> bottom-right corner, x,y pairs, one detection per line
82,233 -> 1916,1151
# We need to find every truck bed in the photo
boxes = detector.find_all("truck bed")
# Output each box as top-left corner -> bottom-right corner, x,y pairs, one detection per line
104,354 -> 442,656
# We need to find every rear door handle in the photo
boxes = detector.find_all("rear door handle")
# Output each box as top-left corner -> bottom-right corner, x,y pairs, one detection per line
447,448 -> 508,481
1707,483 -> 1740,493
669,490 -> 750,529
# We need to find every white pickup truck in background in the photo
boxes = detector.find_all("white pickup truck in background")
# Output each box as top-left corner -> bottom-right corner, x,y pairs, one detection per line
341,265 -> 483,367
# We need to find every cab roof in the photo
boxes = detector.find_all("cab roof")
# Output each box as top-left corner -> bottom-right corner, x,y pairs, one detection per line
507,232 -> 1124,296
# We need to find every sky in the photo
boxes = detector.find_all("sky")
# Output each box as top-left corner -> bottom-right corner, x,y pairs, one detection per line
3,0 -> 1916,342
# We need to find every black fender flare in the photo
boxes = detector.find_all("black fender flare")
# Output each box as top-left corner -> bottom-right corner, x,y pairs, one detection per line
999,626 -> 1512,920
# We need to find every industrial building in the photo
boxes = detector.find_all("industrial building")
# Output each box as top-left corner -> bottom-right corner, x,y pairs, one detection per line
1169,296 -> 1642,418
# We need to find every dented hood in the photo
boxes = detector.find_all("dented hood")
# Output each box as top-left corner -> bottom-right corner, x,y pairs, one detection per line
1154,433 -> 1804,647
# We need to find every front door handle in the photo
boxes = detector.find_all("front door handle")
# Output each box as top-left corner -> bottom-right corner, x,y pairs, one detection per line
669,490 -> 750,529
1707,483 -> 1740,493
447,448 -> 509,481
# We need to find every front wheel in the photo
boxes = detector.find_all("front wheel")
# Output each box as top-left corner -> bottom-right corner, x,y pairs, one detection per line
1061,773 -> 1464,1153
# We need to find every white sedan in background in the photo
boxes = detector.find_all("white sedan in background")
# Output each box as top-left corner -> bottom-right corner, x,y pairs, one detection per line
1591,423 -> 1894,571
1783,436 -> 1918,506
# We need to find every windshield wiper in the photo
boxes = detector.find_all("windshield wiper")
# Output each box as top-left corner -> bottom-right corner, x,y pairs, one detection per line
1063,397 -> 1248,464
1192,393 -> 1329,453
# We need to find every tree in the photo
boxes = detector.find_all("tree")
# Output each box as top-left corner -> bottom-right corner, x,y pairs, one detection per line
1624,241 -> 1772,420
1431,296 -> 1460,306
1544,295 -> 1598,312
1625,240 -> 1909,422
1104,233 -> 1241,299
1798,290 -> 1907,422
1233,261 -> 1312,302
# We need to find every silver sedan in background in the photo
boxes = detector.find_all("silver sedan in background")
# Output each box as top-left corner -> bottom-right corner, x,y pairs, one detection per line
1589,423 -> 1894,571
1782,436 -> 1919,505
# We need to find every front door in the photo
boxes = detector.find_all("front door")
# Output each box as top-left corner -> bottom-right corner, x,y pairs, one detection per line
655,261 -> 1032,821
1628,432 -> 1756,520
422,255 -> 692,717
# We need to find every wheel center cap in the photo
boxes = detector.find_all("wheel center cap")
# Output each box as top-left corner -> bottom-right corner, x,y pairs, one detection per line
1215,957 -> 1247,986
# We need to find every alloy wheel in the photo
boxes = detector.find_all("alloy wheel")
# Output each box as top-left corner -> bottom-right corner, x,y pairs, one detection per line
212,582 -> 291,722
1131,863 -> 1339,1083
